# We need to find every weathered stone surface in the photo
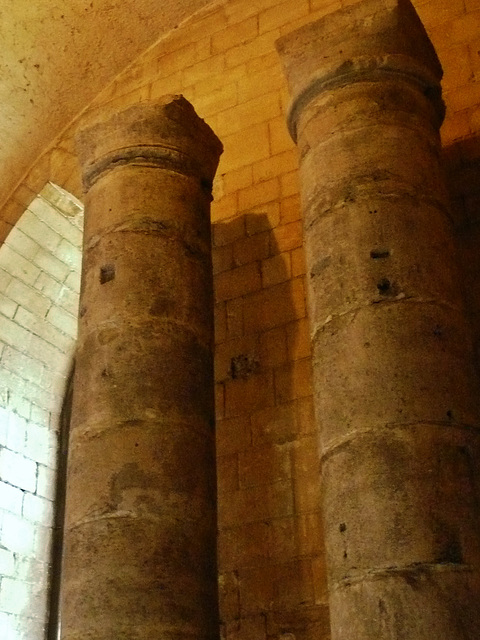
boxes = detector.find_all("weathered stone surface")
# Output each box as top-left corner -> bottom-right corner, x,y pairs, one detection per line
64,96 -> 222,640
277,1 -> 480,638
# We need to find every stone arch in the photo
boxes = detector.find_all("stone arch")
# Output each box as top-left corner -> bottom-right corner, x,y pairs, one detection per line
0,182 -> 83,640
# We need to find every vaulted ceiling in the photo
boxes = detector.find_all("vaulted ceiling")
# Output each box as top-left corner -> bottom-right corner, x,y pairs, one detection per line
0,0 -> 211,208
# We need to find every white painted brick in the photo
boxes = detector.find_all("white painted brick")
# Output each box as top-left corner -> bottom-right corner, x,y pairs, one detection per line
64,270 -> 81,293
5,279 -> 51,317
24,581 -> 48,622
46,305 -> 77,338
33,271 -> 62,300
56,285 -> 80,316
29,405 -> 49,427
29,191 -> 83,247
0,612 -> 18,640
49,411 -> 61,430
0,513 -> 36,555
36,465 -> 55,501
0,293 -> 17,320
0,246 -> 40,287
0,369 -> 26,403
0,268 -> 12,290
0,548 -> 15,576
0,448 -> 37,492
0,481 -> 24,515
22,325 -> 67,370
42,371 -> 69,400
13,615 -> 47,640
56,238 -> 82,270
4,227 -> 40,262
14,306 -> 74,355
6,411 -> 27,453
7,396 -> 30,422
19,210 -> 62,254
0,406 -> 8,443
24,385 -> 61,418
14,556 -> 48,584
0,313 -> 33,353
2,346 -> 45,388
32,251 -> 70,282
22,493 -> 53,527
25,424 -> 56,467
33,524 -> 52,563
0,577 -> 29,614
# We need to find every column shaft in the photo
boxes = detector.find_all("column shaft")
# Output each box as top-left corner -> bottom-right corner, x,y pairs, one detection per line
62,96 -> 223,640
277,1 -> 480,638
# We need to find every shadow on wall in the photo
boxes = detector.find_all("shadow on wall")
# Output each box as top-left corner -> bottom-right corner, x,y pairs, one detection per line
46,362 -> 74,640
444,135 -> 480,378
212,212 -> 330,640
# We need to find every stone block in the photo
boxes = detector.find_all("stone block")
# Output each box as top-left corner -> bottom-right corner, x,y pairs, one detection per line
32,524 -> 52,564
19,210 -> 62,254
213,245 -> 234,276
32,251 -> 70,283
4,227 -> 40,262
216,415 -> 250,457
220,123 -> 271,173
36,464 -> 55,501
259,0 -> 309,34
5,410 -> 27,453
25,423 -> 57,467
215,262 -> 262,303
0,448 -> 36,492
258,325 -> 288,368
0,547 -> 15,576
224,369 -> 275,418
269,116 -> 295,156
22,492 -> 54,526
222,165 -> 253,195
274,357 -> 313,403
0,578 -> 29,615
0,293 -> 17,319
238,442 -> 292,488
211,16 -> 258,55
238,177 -> 280,211
243,278 -> 306,334
233,232 -> 270,267
46,305 -> 77,338
0,246 -> 40,287
270,220 -> 303,254
262,252 -> 291,287
55,238 -> 82,270
0,481 -> 24,515
217,92 -> 281,138
225,30 -> 279,68
0,512 -> 36,554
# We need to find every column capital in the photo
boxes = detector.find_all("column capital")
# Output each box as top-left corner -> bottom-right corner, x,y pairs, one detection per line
76,95 -> 223,192
276,0 -> 445,142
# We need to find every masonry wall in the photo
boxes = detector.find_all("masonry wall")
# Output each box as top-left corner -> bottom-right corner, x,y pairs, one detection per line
0,184 -> 82,640
60,1 -> 479,639
0,0 -> 480,639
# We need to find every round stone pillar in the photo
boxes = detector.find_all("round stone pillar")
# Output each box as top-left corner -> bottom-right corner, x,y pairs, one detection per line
62,96 -> 222,640
277,1 -> 480,638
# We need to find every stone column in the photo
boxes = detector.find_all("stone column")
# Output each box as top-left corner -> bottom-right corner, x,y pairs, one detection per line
62,96 -> 222,640
277,1 -> 480,638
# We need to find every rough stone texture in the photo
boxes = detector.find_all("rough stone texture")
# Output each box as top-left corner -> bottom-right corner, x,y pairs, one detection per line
2,2 -> 480,640
65,96 -> 222,640
277,1 -> 480,638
